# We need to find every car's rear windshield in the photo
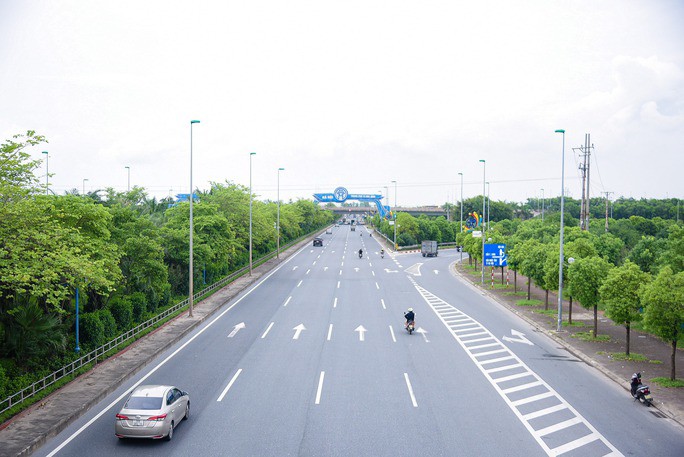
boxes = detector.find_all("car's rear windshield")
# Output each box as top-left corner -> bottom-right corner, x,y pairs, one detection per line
125,396 -> 163,410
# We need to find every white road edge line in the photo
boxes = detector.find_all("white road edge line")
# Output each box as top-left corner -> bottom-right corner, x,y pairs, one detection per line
217,368 -> 243,402
45,241 -> 309,457
261,322 -> 274,339
404,373 -> 418,407
315,371 -> 325,404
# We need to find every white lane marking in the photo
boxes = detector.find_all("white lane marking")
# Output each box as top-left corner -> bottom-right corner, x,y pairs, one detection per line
297,280 -> 303,287
293,266 -> 298,270
306,269 -> 310,275
45,241 -> 308,457
341,261 -> 344,267
227,322 -> 246,338
372,271 -> 375,277
315,371 -> 325,404
339,269 -> 342,276
380,298 -> 386,309
411,279 -> 623,457
404,373 -> 418,407
217,369 -> 243,402
323,266 -> 328,271
312,261 -> 316,265
261,322 -> 274,339
292,324 -> 306,339
389,325 -> 396,342
283,296 -> 292,307
333,297 -> 338,308
337,281 -> 340,289
416,327 -> 430,343
375,282 -> 379,290
327,324 -> 333,341
369,262 -> 372,267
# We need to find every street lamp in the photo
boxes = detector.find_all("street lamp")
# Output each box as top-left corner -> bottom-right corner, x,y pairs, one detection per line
541,188 -> 545,222
82,178 -> 88,195
277,167 -> 284,259
391,180 -> 398,250
42,151 -> 49,195
189,119 -> 200,318
555,129 -> 566,332
249,152 -> 256,275
458,172 -> 463,233
125,166 -> 130,191
479,159 -> 486,284
486,181 -> 490,230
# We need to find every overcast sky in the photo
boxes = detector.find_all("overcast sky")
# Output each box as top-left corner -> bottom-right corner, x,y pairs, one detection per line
2,1 -> 683,207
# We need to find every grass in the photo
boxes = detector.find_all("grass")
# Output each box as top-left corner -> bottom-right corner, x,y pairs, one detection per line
650,378 -> 684,388
516,299 -> 543,307
535,309 -> 557,316
571,331 -> 611,342
607,352 -> 648,362
504,291 -> 527,297
562,321 -> 585,328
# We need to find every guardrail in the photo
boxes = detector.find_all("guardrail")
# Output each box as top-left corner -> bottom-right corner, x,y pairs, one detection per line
0,230 -> 319,417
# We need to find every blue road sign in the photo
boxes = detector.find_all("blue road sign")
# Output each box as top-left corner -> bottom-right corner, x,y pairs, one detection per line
484,243 -> 507,267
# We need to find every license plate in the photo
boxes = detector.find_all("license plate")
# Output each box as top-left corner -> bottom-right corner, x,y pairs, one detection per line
132,420 -> 143,426
645,395 -> 653,400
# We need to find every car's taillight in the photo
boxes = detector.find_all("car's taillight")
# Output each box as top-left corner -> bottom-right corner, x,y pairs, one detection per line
115,414 -> 129,420
147,414 -> 167,421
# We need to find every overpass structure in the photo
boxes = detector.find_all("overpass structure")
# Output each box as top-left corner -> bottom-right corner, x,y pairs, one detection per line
328,206 -> 446,217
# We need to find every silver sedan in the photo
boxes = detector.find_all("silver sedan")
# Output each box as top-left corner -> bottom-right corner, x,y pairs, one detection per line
115,385 -> 189,440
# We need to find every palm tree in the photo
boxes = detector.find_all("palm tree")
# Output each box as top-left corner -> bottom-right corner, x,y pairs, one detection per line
1,299 -> 66,362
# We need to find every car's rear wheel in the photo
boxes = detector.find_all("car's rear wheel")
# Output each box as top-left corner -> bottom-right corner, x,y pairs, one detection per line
166,422 -> 174,441
184,403 -> 190,420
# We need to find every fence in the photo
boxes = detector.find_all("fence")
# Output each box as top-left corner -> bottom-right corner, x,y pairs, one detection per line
0,230 -> 320,417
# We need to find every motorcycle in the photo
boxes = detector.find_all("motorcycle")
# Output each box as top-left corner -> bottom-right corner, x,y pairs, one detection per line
381,251 -> 385,259
405,321 -> 415,335
631,373 -> 653,406
358,251 -> 363,259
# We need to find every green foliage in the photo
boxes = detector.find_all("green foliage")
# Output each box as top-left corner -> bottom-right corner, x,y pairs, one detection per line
0,301 -> 66,361
108,297 -> 133,331
0,130 -> 47,201
79,312 -> 105,348
600,261 -> 649,327
641,267 -> 684,345
129,292 -> 147,322
650,377 -> 684,388
98,309 -> 117,339
568,256 -> 612,310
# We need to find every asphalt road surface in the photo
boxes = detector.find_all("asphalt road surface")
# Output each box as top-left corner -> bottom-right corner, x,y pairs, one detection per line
34,225 -> 684,457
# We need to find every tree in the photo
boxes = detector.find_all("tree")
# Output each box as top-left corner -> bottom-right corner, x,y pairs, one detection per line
519,240 -> 548,301
628,236 -> 667,273
600,261 -> 650,355
640,267 -> 684,380
0,130 -> 47,202
657,224 -> 684,274
568,256 -> 612,337
0,300 -> 65,363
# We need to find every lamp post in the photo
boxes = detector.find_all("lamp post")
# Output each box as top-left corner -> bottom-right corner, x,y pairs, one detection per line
42,151 -> 49,195
249,152 -> 256,275
189,119 -> 200,318
479,160 -> 486,284
486,181 -> 490,229
555,129 -> 566,332
277,167 -> 284,258
391,180 -> 398,250
75,286 -> 80,353
82,178 -> 88,196
458,172 -> 463,233
125,166 -> 130,191
541,188 -> 545,222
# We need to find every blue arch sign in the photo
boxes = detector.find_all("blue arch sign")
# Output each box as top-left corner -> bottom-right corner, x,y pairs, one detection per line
313,187 -> 391,219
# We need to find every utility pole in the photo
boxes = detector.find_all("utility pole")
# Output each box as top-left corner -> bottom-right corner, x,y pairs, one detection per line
603,191 -> 613,232
573,134 -> 593,231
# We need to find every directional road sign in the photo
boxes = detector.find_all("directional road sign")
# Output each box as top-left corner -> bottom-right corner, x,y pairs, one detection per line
484,243 -> 507,267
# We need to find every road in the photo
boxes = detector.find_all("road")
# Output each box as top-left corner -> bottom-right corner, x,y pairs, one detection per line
34,225 -> 684,456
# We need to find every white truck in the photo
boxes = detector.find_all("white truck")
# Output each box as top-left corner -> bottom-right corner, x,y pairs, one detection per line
421,240 -> 438,257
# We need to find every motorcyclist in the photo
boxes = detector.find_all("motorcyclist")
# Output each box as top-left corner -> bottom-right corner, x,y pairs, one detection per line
404,308 -> 415,328
630,372 -> 642,397
380,248 -> 385,258
358,248 -> 363,258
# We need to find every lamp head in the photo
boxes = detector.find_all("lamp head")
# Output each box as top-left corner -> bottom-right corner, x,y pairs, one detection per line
42,151 -> 48,155
250,152 -> 256,156
278,167 -> 285,171
555,129 -> 565,133
191,120 -> 200,124
479,159 -> 485,163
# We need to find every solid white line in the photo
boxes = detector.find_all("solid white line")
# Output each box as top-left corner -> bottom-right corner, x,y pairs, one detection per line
333,297 -> 338,308
381,298 -> 386,309
283,296 -> 292,307
217,369 -> 243,402
297,280 -> 303,287
522,403 -> 567,421
501,380 -> 543,394
535,416 -> 583,437
315,371 -> 325,404
404,373 -> 418,407
327,324 -> 333,341
511,391 -> 555,406
260,322 -> 274,339
474,348 -> 508,357
467,342 -> 501,350
486,363 -> 523,373
45,241 -> 308,457
389,325 -> 396,342
494,371 -> 532,383
551,434 -> 601,455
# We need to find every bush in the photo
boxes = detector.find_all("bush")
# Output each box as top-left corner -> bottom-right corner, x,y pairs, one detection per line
79,313 -> 105,348
109,297 -> 133,331
130,292 -> 147,323
98,309 -> 117,339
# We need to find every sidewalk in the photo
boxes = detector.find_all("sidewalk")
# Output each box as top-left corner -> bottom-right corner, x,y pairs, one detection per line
0,238 -> 313,457
452,260 -> 684,426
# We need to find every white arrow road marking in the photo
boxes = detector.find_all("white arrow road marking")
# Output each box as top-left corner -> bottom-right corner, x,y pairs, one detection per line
389,325 -> 396,342
227,322 -> 246,338
404,373 -> 418,407
433,270 -> 439,275
354,267 -> 359,272
315,371 -> 325,404
283,296 -> 292,307
502,329 -> 534,346
355,325 -> 367,341
327,324 -> 333,341
292,324 -> 306,339
384,268 -> 398,273
323,266 -> 328,271
381,298 -> 386,309
217,369 -> 243,402
292,266 -> 298,271
416,327 -> 430,343
405,263 -> 423,276
261,322 -> 274,339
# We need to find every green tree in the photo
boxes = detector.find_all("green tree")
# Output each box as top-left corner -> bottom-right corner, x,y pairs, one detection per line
0,300 -> 65,362
568,256 -> 612,337
519,240 -> 548,301
640,266 -> 684,380
600,261 -> 650,355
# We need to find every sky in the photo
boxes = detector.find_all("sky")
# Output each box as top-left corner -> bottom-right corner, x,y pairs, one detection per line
1,0 -> 683,207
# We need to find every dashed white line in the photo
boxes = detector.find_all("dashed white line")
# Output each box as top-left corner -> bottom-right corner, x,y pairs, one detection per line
381,298 -> 386,309
306,269 -> 310,275
261,322 -> 274,339
389,325 -> 396,342
375,282 -> 379,290
296,280 -> 303,287
283,296 -> 292,307
403,373 -> 418,407
315,371 -> 325,404
333,297 -> 338,308
337,281 -> 340,289
217,369 -> 243,402
327,324 -> 333,341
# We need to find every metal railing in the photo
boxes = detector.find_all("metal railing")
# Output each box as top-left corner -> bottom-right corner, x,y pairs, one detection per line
0,230 -> 319,417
